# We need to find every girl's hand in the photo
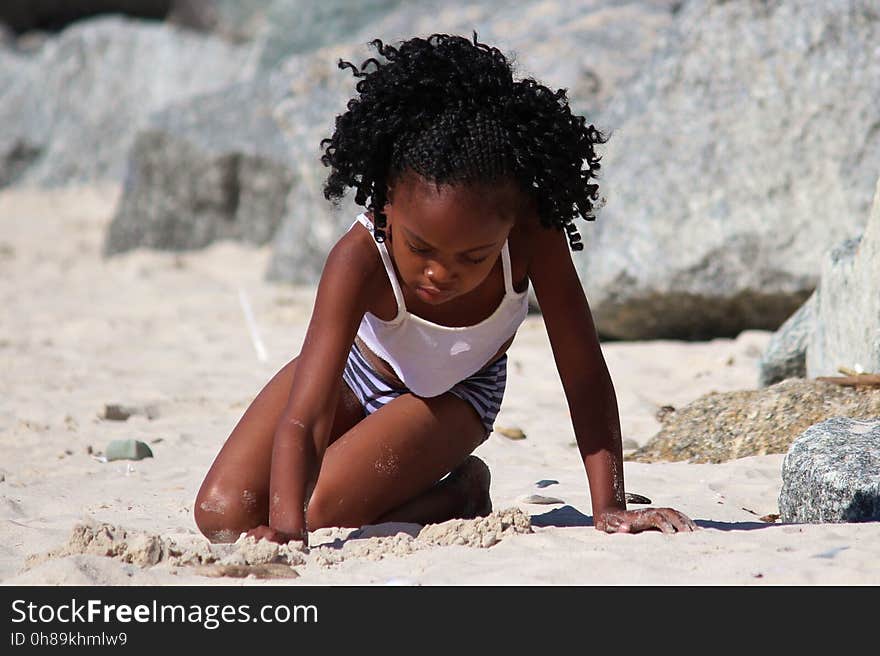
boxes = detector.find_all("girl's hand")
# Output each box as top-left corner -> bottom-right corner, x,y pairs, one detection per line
244,525 -> 307,545
594,508 -> 698,534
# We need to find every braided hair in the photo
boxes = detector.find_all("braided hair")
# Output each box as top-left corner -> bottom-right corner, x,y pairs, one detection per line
320,33 -> 606,251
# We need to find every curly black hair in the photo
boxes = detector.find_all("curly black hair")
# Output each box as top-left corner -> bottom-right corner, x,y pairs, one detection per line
320,32 -> 606,251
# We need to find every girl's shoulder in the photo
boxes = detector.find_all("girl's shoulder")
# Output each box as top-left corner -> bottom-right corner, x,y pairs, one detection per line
508,212 -> 558,288
329,216 -> 383,280
324,214 -> 392,312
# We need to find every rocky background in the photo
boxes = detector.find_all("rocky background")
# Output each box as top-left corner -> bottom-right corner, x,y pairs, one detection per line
2,0 -> 878,522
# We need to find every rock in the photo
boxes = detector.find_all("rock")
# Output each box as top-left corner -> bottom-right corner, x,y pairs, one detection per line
0,15 -> 257,188
779,417 -> 880,523
103,73 -> 296,254
630,379 -> 880,464
807,177 -> 880,378
758,292 -> 816,387
102,403 -> 159,421
104,439 -> 154,461
578,0 -> 880,339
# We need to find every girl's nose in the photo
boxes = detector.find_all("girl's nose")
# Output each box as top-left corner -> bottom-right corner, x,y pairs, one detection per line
425,261 -> 455,286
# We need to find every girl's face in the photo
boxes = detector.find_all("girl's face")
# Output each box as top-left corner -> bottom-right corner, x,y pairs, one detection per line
384,173 -> 521,305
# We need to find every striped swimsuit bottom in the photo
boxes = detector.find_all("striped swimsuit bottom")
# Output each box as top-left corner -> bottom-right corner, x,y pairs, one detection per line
341,340 -> 507,439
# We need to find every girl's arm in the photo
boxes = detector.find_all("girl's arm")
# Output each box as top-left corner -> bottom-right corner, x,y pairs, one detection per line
265,233 -> 376,542
528,222 -> 696,533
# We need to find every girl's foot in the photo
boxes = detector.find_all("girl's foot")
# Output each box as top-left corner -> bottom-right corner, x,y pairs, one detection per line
443,455 -> 492,519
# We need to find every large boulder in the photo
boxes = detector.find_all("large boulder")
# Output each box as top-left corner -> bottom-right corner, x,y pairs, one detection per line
103,75 -> 296,254
0,15 -> 257,188
629,378 -> 880,464
806,177 -> 880,377
779,417 -> 880,523
577,0 -> 880,339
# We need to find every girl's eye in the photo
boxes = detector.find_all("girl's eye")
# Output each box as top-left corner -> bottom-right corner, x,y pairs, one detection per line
466,256 -> 488,265
407,243 -> 430,254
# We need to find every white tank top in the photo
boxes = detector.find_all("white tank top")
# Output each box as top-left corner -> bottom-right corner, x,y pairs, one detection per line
352,213 -> 530,397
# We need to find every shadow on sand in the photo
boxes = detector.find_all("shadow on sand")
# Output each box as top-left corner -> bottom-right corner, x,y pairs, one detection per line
530,505 -> 779,532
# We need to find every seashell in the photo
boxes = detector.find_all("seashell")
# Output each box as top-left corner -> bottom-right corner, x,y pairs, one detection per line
516,494 -> 564,505
495,426 -> 526,440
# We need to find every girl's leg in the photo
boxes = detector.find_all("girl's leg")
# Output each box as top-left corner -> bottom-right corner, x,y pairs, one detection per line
195,357 -> 491,542
305,392 -> 492,530
194,356 -> 365,542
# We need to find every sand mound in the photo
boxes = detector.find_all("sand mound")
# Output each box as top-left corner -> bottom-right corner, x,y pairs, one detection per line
23,509 -> 533,577
25,521 -> 306,575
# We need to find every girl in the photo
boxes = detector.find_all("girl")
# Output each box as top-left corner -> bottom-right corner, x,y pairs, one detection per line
195,33 -> 696,545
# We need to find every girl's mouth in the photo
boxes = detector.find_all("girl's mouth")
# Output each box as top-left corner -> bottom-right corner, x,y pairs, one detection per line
416,285 -> 452,302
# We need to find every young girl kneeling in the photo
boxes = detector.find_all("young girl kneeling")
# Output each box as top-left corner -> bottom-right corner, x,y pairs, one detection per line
195,33 -> 696,544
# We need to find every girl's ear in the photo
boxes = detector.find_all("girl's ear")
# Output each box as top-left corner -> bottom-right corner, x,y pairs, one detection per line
383,190 -> 394,221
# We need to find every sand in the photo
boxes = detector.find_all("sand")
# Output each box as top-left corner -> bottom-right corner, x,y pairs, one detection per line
1,184 -> 878,585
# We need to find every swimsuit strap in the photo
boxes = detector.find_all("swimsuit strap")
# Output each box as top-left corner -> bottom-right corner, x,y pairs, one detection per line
500,240 -> 515,296
356,213 -> 406,319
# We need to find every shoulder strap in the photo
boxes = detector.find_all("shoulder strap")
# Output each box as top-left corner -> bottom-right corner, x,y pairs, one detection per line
356,214 -> 406,318
501,239 -> 515,296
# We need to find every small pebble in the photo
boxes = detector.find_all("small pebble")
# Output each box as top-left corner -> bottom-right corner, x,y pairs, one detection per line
624,492 -> 652,505
105,439 -> 153,461
535,479 -> 559,488
102,403 -> 160,421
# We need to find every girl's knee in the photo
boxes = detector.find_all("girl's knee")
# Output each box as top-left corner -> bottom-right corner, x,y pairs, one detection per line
194,482 -> 265,543
305,488 -> 362,531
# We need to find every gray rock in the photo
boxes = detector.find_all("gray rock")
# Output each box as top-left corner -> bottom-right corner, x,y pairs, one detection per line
578,0 -> 880,339
806,177 -> 880,378
104,74 -> 296,254
0,15 -> 258,188
779,417 -> 880,523
758,292 -> 816,387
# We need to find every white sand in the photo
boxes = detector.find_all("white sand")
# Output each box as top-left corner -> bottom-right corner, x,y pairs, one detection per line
1,184 -> 878,585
